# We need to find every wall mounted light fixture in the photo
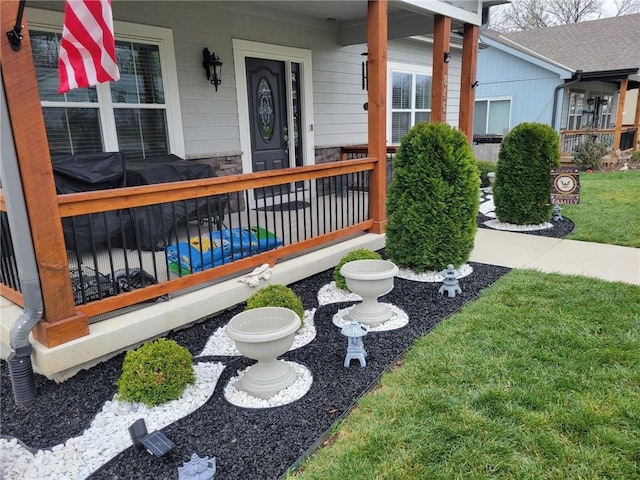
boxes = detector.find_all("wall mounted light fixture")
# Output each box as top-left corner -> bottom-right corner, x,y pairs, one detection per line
202,47 -> 223,91
444,52 -> 451,63
361,52 -> 368,91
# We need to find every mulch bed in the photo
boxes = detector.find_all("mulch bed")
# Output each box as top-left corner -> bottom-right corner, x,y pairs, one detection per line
1,212 -> 574,479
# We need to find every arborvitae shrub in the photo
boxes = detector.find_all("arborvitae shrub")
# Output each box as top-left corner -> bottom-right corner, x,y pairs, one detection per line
117,338 -> 195,407
493,122 -> 560,224
333,248 -> 382,290
386,122 -> 480,272
476,160 -> 497,188
245,284 -> 305,325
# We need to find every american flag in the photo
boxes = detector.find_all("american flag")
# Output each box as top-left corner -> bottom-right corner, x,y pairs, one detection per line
58,0 -> 120,94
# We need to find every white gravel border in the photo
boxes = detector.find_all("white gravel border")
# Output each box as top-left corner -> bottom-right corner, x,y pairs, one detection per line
396,263 -> 473,282
484,219 -> 553,231
0,362 -> 225,480
317,281 -> 361,305
332,303 -> 409,332
224,361 -> 313,409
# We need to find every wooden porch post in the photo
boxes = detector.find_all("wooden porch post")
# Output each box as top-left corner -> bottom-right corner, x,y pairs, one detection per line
612,78 -> 628,153
431,15 -> 451,123
367,0 -> 388,234
1,1 -> 89,347
458,23 -> 479,142
633,87 -> 640,150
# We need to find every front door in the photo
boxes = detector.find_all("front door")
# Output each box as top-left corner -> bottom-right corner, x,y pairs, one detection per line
246,57 -> 289,197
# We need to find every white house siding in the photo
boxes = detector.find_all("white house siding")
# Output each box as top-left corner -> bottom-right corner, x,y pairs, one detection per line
387,38 -> 463,129
476,45 -> 563,128
110,1 -> 376,155
27,2 -> 465,161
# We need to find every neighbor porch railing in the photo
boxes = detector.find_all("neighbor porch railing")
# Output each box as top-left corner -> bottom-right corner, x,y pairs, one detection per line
560,127 -> 637,156
0,157 -> 378,321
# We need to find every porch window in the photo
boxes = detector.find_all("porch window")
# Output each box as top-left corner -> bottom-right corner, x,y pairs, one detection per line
28,9 -> 183,160
567,92 -> 585,130
473,98 -> 511,135
389,67 -> 432,143
596,94 -> 614,129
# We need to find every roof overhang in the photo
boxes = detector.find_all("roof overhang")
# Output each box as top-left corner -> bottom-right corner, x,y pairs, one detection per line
569,68 -> 640,89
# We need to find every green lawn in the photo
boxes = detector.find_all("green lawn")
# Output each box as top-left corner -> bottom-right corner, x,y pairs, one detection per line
562,170 -> 640,248
288,169 -> 640,479
290,271 -> 640,480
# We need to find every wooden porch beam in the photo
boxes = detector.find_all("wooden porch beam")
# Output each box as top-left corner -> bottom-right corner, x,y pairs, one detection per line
459,23 -> 478,142
612,78 -> 628,153
633,87 -> 640,150
1,1 -> 89,347
431,15 -> 451,123
367,0 -> 388,234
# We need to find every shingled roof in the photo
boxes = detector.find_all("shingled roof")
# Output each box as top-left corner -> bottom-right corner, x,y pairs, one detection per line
485,13 -> 640,73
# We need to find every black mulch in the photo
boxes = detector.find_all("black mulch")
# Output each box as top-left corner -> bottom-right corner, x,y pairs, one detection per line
0,212 -> 574,479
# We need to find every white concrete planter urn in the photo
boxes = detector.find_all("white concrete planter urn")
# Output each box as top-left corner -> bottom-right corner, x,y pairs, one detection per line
340,259 -> 399,327
226,307 -> 301,400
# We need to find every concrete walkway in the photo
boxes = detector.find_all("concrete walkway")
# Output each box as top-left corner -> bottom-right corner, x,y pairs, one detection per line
470,228 -> 640,286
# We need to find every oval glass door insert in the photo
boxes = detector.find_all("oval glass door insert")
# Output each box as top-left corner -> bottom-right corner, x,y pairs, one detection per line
257,77 -> 274,141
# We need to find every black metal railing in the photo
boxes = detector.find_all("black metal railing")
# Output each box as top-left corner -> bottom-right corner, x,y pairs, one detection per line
620,128 -> 636,151
0,211 -> 20,294
561,130 -> 614,154
64,169 -> 371,307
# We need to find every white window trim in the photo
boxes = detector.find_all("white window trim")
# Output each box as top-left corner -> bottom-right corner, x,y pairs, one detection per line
566,90 -> 586,131
26,7 -> 185,157
474,96 -> 512,135
387,62 -> 432,145
232,39 -> 315,177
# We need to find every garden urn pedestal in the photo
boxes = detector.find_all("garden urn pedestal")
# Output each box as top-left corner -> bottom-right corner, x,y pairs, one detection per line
340,259 -> 399,327
226,307 -> 301,400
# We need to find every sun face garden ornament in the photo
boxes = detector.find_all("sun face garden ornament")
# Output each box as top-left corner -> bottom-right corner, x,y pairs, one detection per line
341,320 -> 367,368
438,264 -> 462,298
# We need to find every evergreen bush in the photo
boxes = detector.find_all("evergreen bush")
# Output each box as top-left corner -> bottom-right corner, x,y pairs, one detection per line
493,122 -> 560,224
117,338 -> 195,407
245,284 -> 305,325
386,122 -> 480,272
333,248 -> 382,290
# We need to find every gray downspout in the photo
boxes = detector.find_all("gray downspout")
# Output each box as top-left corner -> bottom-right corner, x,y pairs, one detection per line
1,73 -> 44,405
552,70 -> 582,130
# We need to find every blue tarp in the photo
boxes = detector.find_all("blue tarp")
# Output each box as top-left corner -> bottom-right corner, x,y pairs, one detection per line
166,227 -> 283,274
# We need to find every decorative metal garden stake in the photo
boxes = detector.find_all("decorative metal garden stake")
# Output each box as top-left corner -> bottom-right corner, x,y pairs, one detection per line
552,204 -> 563,221
341,320 -> 367,367
178,453 -> 216,480
438,264 -> 462,298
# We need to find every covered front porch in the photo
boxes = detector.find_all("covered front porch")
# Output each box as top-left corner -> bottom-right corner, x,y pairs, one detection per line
1,0 -> 488,378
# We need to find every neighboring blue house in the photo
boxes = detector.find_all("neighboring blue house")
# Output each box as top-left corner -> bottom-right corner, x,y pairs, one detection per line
474,13 -> 640,156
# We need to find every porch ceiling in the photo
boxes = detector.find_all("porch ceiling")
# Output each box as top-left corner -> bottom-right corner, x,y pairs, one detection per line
247,0 -> 482,45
